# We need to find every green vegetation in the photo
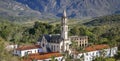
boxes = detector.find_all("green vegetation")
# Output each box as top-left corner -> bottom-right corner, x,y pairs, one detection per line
0,37 -> 19,61
0,14 -> 120,60
84,14 -> 120,26
93,57 -> 115,61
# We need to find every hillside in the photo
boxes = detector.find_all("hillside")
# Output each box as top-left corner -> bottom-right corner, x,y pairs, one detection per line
0,0 -> 120,22
0,0 -> 41,22
16,0 -> 120,19
84,15 -> 120,26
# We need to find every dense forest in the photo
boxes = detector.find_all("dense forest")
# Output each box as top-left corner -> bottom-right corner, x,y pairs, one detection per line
0,15 -> 120,61
84,14 -> 120,26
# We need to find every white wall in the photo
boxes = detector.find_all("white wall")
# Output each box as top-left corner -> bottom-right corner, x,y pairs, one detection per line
13,48 -> 43,57
60,39 -> 71,53
13,50 -> 21,56
49,43 -> 60,52
6,45 -> 18,51
77,47 -> 118,61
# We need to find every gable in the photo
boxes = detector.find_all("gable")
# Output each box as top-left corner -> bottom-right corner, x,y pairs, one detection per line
41,36 -> 47,43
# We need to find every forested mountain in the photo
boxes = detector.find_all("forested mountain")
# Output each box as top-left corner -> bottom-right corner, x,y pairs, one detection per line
16,0 -> 120,19
83,14 -> 120,45
0,0 -> 41,22
0,0 -> 120,22
84,14 -> 120,26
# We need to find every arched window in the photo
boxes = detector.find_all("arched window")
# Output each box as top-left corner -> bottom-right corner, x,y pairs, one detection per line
54,45 -> 55,51
51,45 -> 53,51
43,43 -> 44,47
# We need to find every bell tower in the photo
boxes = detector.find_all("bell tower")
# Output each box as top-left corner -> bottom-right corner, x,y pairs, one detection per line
61,10 -> 68,40
60,10 -> 71,53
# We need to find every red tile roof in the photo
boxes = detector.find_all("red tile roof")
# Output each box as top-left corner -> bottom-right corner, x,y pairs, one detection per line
85,44 -> 109,52
23,52 -> 62,61
16,45 -> 41,50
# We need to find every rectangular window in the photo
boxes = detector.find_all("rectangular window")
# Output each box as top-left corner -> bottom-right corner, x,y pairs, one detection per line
54,45 -> 55,51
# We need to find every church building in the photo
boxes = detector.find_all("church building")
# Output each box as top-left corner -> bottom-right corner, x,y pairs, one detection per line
38,10 -> 88,53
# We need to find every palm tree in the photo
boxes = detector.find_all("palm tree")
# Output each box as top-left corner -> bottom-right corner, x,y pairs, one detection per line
61,50 -> 72,61
70,40 -> 78,61
61,53 -> 65,61
108,40 -> 116,57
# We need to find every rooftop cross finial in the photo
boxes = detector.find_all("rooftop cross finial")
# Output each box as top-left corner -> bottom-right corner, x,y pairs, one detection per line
63,9 -> 67,17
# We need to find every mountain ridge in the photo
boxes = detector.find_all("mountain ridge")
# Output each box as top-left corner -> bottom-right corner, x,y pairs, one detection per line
84,14 -> 120,26
0,0 -> 120,22
0,0 -> 41,22
16,0 -> 120,19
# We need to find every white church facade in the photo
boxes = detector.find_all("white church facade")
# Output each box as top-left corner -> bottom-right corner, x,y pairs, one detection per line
38,10 -> 88,53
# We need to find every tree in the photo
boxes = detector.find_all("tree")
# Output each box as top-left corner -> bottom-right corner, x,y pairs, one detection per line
108,40 -> 116,57
51,56 -> 56,61
105,58 -> 115,61
93,57 -> 105,61
70,27 -> 80,36
114,51 -> 120,60
0,37 -> 19,61
70,40 -> 78,61
99,38 -> 108,44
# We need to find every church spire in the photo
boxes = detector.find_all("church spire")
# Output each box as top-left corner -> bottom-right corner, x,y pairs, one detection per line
61,10 -> 68,40
63,9 -> 67,17
60,10 -> 69,53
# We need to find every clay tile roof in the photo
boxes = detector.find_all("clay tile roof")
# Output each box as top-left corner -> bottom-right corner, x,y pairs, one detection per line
23,52 -> 62,61
85,44 -> 109,52
16,45 -> 41,50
